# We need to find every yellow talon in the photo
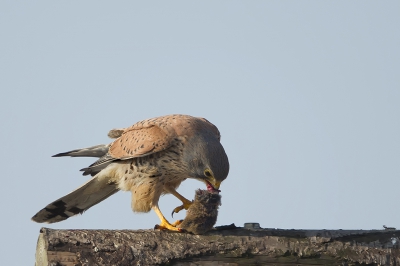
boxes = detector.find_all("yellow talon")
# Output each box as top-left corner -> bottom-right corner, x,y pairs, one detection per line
171,200 -> 193,217
153,204 -> 184,232
154,219 -> 184,231
171,219 -> 183,227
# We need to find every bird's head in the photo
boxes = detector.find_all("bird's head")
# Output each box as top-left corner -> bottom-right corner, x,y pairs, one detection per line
183,134 -> 229,192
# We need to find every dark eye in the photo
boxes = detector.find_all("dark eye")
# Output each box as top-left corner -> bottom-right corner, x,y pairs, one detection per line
204,169 -> 212,177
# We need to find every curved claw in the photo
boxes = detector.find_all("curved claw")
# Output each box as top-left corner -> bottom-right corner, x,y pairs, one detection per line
171,205 -> 185,217
171,200 -> 193,217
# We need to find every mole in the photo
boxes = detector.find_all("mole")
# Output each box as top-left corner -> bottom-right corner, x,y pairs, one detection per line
178,189 -> 221,234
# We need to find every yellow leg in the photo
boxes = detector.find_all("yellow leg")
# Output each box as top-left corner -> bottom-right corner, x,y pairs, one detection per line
153,204 -> 183,232
164,186 -> 193,215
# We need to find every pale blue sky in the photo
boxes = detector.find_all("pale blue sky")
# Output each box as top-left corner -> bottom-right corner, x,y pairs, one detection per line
1,1 -> 399,265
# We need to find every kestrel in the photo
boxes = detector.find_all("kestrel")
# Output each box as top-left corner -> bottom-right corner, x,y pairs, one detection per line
31,114 -> 229,231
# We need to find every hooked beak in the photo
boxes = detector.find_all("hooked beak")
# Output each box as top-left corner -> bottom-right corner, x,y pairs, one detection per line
205,179 -> 221,192
213,180 -> 221,190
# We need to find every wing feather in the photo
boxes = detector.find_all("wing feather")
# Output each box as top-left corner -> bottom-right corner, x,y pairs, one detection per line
108,124 -> 175,159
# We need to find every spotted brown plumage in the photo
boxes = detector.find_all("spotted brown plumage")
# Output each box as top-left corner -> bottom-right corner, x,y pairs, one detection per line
31,114 -> 229,231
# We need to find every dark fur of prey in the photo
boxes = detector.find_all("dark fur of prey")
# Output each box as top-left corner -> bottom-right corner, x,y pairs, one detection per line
178,189 -> 221,234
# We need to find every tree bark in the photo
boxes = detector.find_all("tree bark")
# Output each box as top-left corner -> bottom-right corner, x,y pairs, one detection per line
35,225 -> 400,266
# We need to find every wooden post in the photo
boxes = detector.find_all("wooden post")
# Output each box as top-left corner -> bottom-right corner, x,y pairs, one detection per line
35,225 -> 400,265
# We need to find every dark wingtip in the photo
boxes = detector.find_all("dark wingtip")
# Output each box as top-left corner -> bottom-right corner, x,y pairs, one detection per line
79,168 -> 91,176
52,152 -> 69,157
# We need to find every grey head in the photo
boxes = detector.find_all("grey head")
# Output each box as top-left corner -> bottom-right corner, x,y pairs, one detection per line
182,131 -> 229,190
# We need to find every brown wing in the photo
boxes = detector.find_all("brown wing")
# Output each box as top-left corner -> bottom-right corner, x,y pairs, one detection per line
108,114 -> 220,160
108,125 -> 174,159
107,114 -> 186,159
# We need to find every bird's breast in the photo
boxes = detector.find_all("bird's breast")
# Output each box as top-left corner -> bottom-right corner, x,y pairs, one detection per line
115,148 -> 188,192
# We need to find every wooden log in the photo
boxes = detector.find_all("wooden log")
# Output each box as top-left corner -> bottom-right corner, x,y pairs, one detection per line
35,225 -> 400,265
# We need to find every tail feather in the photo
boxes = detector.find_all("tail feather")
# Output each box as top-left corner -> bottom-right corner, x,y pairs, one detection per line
31,174 -> 119,223
52,144 -> 109,158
